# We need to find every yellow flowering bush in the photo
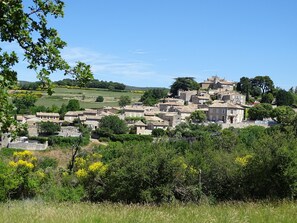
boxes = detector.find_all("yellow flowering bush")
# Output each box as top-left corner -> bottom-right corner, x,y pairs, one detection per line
75,169 -> 88,179
88,162 -> 108,175
88,161 -> 103,172
74,153 -> 108,182
13,150 -> 33,159
75,157 -> 87,169
10,150 -> 37,170
235,154 -> 253,167
9,160 -> 34,169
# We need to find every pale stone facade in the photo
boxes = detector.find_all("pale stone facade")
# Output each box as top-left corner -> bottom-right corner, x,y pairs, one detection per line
208,103 -> 244,123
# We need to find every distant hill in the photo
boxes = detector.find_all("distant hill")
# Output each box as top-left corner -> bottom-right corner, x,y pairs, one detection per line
125,85 -> 169,91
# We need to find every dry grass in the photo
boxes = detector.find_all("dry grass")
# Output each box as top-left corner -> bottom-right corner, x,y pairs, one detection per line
1,200 -> 296,223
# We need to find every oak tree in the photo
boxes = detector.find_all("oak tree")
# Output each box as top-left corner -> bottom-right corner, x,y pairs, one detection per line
0,0 -> 93,132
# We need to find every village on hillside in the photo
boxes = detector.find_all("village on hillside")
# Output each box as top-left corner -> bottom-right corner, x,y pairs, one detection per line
0,76 -> 280,150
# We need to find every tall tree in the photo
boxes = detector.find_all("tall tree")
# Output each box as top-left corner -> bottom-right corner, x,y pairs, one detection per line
189,110 -> 207,123
66,99 -> 80,111
251,76 -> 274,96
248,103 -> 273,120
118,95 -> 131,107
140,88 -> 168,106
0,0 -> 93,132
170,77 -> 199,97
271,106 -> 296,125
275,89 -> 295,106
236,77 -> 252,101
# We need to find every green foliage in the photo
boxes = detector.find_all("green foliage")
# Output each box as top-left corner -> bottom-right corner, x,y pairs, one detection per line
237,76 -> 274,99
189,110 -> 207,123
271,106 -> 296,125
38,121 -> 61,136
66,99 -> 80,111
252,76 -> 274,95
59,103 -> 67,119
38,157 -> 58,170
110,134 -> 153,142
140,88 -> 168,106
261,92 -> 274,104
118,95 -> 131,107
0,0 -> 93,132
276,89 -> 295,106
125,116 -> 146,124
97,142 -> 201,203
96,95 -> 104,102
236,77 -> 251,100
152,128 -> 166,137
170,77 -> 199,97
99,115 -> 128,135
248,103 -> 273,120
12,93 -> 37,114
55,78 -> 126,90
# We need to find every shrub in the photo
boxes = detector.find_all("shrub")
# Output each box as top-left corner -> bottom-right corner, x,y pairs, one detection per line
109,134 -> 153,142
96,96 -> 104,102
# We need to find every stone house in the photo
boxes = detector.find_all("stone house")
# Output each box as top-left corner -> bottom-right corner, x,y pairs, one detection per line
36,112 -> 60,122
200,76 -> 235,91
208,103 -> 245,123
158,112 -> 181,128
124,106 -> 145,117
134,121 -> 151,135
175,105 -> 199,121
64,111 -> 84,123
147,121 -> 169,130
159,102 -> 183,112
219,92 -> 246,105
178,90 -> 197,102
191,92 -> 211,105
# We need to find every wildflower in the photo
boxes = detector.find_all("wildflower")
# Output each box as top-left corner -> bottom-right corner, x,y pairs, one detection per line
75,157 -> 87,168
88,162 -> 104,172
235,154 -> 253,167
75,169 -> 88,178
17,160 -> 34,169
9,161 -> 17,168
92,153 -> 103,159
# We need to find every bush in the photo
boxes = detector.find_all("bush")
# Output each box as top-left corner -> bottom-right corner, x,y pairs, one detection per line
152,128 -> 166,137
109,134 -> 153,142
38,157 -> 58,169
96,96 -> 104,102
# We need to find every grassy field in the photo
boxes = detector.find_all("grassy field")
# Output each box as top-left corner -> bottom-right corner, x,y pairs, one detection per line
1,200 -> 296,223
34,87 -> 143,109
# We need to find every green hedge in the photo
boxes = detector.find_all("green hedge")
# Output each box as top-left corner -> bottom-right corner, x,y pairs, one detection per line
109,134 -> 153,142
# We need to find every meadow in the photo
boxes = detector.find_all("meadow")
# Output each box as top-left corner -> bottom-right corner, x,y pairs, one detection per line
1,200 -> 296,223
34,87 -> 143,109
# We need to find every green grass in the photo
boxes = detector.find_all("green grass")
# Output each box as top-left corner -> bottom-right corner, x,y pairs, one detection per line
1,200 -> 296,223
34,87 -> 143,109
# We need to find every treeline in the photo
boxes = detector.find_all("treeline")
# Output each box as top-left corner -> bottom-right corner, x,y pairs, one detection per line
18,79 -> 126,91
1,122 -> 297,203
237,75 -> 297,106
55,79 -> 126,90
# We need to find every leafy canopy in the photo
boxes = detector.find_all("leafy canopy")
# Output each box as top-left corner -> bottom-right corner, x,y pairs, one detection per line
118,95 -> 131,107
0,0 -> 93,132
170,77 -> 199,97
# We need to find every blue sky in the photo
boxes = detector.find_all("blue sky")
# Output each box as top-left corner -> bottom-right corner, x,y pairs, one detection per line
4,0 -> 297,88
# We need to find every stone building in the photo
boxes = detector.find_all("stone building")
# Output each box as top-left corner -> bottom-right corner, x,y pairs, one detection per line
208,103 -> 244,123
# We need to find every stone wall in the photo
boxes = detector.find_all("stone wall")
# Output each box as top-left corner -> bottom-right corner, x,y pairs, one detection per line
8,141 -> 48,150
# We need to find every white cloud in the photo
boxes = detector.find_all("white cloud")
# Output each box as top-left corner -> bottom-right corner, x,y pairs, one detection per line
61,47 -> 169,86
131,49 -> 148,55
